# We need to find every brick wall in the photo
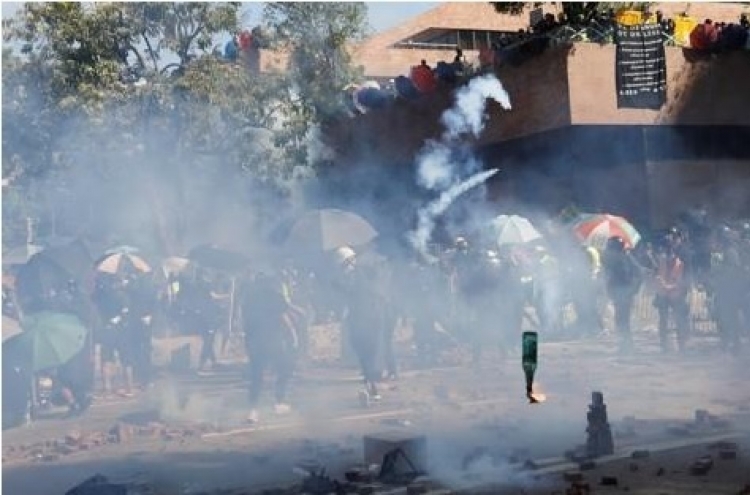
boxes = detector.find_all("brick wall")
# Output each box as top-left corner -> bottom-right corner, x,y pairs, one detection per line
567,44 -> 750,126
325,43 -> 750,165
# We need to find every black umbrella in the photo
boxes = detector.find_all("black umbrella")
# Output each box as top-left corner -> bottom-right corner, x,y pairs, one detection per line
15,240 -> 94,307
14,257 -> 68,306
285,208 -> 378,252
188,245 -> 250,272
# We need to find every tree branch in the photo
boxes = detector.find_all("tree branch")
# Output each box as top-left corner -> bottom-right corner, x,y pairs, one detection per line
159,62 -> 182,75
141,31 -> 159,73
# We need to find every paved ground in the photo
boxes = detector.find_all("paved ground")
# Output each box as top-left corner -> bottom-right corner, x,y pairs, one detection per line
3,328 -> 750,495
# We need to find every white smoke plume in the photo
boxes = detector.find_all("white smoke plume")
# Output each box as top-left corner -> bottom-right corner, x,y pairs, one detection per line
410,169 -> 499,261
415,140 -> 454,191
410,74 -> 512,258
441,74 -> 512,140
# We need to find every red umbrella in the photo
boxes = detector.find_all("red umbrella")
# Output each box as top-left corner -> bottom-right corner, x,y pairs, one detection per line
573,214 -> 641,250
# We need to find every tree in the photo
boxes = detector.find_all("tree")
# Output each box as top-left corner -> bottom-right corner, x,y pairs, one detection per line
262,3 -> 368,166
2,2 -> 369,253
491,2 -> 653,25
2,2 -> 246,252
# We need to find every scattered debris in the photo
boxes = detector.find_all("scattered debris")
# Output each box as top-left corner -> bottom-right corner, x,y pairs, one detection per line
665,425 -> 692,437
600,476 -> 618,486
364,433 -> 428,476
563,471 -> 584,483
690,455 -> 714,475
719,450 -> 738,460
565,446 -> 590,463
708,441 -> 738,451
586,392 -> 614,458
567,481 -> 591,495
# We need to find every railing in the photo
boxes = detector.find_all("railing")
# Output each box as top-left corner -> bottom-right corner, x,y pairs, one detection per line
392,40 -> 466,50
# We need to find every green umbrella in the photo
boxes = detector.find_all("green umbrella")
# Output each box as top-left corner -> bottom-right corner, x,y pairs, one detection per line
2,311 -> 88,372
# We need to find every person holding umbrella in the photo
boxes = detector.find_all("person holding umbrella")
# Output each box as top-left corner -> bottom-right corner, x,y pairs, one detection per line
3,312 -> 90,418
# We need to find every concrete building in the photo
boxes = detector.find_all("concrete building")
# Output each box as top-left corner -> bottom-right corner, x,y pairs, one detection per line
325,3 -> 750,230
349,2 -> 748,80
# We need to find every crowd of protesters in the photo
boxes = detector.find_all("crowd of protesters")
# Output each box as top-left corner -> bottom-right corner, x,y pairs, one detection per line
342,8 -> 750,115
3,208 -> 749,427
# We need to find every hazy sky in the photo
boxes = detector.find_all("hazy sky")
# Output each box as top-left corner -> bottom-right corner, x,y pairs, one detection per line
1,2 -> 438,33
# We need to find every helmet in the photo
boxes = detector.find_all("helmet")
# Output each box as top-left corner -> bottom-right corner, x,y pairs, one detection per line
334,246 -> 356,265
455,237 -> 468,250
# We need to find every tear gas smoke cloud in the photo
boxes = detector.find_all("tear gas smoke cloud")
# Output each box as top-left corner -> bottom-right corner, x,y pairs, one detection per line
410,74 -> 512,258
441,74 -> 512,141
410,169 -> 499,260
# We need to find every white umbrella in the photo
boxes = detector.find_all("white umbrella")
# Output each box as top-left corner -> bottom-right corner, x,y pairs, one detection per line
491,215 -> 543,246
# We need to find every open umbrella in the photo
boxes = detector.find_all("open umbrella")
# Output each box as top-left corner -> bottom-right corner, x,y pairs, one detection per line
15,239 -> 94,305
286,209 -> 378,252
163,256 -> 190,275
3,311 -> 88,372
573,214 -> 641,250
188,245 -> 250,272
491,215 -> 543,246
96,246 -> 151,275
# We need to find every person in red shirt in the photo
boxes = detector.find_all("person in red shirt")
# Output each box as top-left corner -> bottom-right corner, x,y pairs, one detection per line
410,60 -> 436,93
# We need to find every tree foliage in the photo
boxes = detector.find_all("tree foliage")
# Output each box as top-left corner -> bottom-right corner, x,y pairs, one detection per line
261,3 -> 368,166
2,2 -> 368,251
491,2 -> 653,24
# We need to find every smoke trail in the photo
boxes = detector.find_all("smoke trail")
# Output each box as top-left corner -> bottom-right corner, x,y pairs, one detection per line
442,74 -> 512,140
410,74 -> 512,258
410,169 -> 499,261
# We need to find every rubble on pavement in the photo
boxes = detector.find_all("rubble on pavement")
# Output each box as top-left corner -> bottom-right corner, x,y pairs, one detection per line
2,420 -> 219,464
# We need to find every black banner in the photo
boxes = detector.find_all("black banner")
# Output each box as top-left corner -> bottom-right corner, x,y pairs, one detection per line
615,24 -> 667,110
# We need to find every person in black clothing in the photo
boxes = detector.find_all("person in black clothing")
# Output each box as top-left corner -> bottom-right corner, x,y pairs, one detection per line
127,273 -> 158,387
241,270 -> 296,423
193,272 -> 223,372
334,246 -> 385,403
2,359 -> 32,428
712,233 -> 745,354
404,261 -> 442,366
467,251 -> 504,362
92,275 -> 133,395
54,346 -> 94,416
602,237 -> 642,353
